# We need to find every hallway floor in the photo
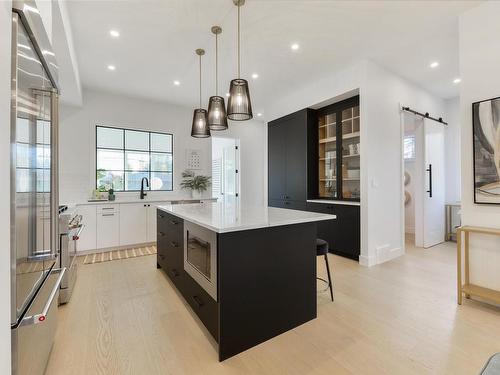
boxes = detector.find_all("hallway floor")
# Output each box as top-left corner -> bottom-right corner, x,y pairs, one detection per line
45,241 -> 500,374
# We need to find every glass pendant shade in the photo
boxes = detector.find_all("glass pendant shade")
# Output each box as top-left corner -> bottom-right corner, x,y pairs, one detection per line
191,108 -> 210,138
207,96 -> 228,130
227,78 -> 252,121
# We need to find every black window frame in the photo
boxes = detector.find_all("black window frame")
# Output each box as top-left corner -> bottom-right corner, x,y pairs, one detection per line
95,125 -> 174,192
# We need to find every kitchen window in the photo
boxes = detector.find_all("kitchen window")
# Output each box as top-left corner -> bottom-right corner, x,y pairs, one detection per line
96,125 -> 173,191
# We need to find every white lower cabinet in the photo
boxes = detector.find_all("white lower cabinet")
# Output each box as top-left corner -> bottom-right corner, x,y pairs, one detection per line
76,205 -> 97,252
119,203 -> 148,246
96,205 -> 120,249
147,203 -> 158,242
76,199 -> 214,252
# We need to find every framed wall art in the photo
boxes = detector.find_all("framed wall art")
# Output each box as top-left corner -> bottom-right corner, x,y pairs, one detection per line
472,96 -> 500,204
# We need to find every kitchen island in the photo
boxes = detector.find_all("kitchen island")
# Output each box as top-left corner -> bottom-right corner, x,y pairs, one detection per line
156,201 -> 336,361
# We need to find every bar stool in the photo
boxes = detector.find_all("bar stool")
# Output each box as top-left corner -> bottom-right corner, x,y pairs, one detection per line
316,238 -> 334,301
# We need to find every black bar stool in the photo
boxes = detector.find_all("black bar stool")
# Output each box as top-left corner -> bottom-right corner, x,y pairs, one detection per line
316,238 -> 334,301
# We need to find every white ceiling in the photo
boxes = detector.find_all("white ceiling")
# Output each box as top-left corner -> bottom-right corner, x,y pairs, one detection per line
66,0 -> 479,117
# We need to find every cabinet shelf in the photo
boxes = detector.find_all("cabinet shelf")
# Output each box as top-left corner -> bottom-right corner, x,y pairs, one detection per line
318,122 -> 336,128
319,136 -> 337,144
341,131 -> 360,140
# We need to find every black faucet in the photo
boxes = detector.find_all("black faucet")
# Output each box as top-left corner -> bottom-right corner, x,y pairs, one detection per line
140,177 -> 149,199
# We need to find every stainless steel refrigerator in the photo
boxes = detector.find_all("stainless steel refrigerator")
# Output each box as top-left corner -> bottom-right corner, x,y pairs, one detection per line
10,2 -> 64,374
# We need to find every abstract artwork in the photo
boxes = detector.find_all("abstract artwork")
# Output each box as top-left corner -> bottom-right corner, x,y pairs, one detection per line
473,97 -> 500,204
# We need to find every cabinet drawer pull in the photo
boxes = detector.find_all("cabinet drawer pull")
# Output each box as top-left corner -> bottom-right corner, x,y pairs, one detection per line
102,207 -> 114,210
170,241 -> 178,248
285,201 -> 290,205
192,295 -> 204,307
102,213 -> 114,217
159,214 -> 165,218
170,220 -> 179,225
159,232 -> 165,237
170,268 -> 180,277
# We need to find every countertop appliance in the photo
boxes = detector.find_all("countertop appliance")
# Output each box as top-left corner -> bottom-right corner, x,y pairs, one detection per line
10,2 -> 64,374
58,206 -> 83,304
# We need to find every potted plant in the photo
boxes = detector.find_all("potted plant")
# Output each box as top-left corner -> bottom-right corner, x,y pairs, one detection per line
180,170 -> 211,199
108,187 -> 116,201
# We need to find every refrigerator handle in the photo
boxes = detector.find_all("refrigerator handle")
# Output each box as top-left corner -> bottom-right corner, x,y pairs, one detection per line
19,268 -> 66,327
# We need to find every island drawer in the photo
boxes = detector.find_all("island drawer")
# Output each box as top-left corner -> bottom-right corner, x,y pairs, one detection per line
183,273 -> 218,341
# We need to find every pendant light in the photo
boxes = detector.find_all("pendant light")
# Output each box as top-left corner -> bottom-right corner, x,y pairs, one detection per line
207,26 -> 228,131
227,0 -> 253,121
191,48 -> 210,138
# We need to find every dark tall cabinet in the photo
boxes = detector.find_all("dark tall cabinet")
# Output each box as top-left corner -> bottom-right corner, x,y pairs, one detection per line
268,100 -> 361,261
268,109 -> 315,211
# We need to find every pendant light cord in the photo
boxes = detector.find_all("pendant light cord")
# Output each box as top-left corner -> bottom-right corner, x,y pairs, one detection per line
215,32 -> 218,95
237,2 -> 240,79
199,53 -> 202,108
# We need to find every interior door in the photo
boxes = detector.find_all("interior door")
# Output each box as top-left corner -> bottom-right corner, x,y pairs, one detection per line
422,118 -> 445,248
222,144 -> 239,200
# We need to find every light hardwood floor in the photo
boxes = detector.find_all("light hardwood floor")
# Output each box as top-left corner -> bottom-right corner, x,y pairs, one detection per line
45,240 -> 500,375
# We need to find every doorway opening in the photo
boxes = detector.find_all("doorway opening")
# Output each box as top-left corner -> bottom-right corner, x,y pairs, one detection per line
401,111 -> 445,249
211,137 -> 240,202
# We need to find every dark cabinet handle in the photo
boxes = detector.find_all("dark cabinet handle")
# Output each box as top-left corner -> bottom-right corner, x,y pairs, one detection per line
285,201 -> 290,205
170,241 -> 178,248
192,295 -> 204,307
159,214 -> 165,218
158,232 -> 165,237
170,220 -> 178,225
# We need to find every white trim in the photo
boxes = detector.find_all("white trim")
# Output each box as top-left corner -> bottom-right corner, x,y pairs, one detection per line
359,245 -> 403,267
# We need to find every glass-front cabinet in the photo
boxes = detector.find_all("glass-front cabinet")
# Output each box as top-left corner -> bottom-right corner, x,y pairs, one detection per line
317,96 -> 360,201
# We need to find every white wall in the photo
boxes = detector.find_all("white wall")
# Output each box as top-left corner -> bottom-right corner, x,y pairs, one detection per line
444,96 -> 461,203
0,1 -> 12,373
459,2 -> 500,290
59,89 -> 211,204
363,62 -> 445,265
212,120 -> 267,206
267,60 -> 445,266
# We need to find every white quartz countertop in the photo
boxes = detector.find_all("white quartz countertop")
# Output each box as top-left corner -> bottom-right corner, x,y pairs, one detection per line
158,202 -> 336,233
76,197 -> 217,206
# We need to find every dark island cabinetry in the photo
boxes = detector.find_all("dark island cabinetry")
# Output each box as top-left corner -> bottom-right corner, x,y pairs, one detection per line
156,210 -> 218,339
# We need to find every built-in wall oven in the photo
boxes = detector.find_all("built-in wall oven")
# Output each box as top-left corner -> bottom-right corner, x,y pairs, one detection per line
184,222 -> 218,301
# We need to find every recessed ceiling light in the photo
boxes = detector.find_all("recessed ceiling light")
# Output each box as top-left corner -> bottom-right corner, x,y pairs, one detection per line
291,43 -> 299,51
173,80 -> 180,86
257,113 -> 262,117
107,65 -> 116,71
430,61 -> 439,69
251,73 -> 259,79
109,30 -> 120,38
226,92 -> 230,97
453,78 -> 461,84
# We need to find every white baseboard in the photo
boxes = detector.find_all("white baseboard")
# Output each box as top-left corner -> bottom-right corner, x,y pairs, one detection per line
359,244 -> 404,267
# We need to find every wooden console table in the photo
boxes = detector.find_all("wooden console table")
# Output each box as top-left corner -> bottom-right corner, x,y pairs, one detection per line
457,226 -> 500,305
